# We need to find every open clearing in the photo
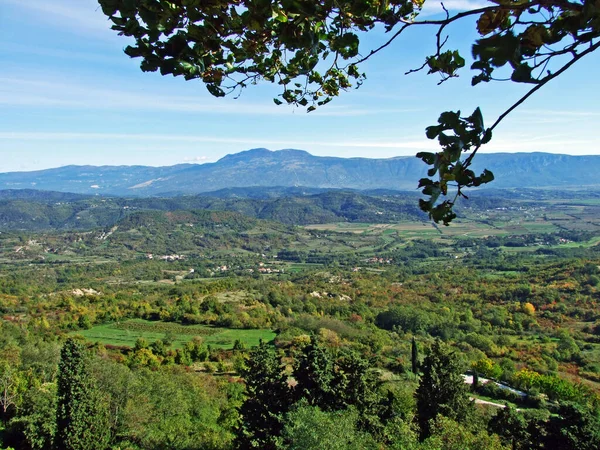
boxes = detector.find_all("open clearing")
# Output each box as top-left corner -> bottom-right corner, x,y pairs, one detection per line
305,220 -> 513,240
74,319 -> 276,349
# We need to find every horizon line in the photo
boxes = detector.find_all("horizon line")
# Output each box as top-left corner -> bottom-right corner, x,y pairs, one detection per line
1,148 -> 597,174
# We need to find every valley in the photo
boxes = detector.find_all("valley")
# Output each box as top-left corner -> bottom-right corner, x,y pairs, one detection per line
2,187 -> 600,449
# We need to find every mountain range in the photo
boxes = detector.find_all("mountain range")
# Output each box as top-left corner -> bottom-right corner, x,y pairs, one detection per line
3,149 -> 600,196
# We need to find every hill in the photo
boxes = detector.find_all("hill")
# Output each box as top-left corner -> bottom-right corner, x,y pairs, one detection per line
0,190 -> 427,231
3,149 -> 600,195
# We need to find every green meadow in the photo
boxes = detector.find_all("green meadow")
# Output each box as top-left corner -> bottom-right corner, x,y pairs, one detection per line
74,319 -> 276,349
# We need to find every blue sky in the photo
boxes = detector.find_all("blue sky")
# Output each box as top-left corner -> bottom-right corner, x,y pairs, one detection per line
1,0 -> 599,172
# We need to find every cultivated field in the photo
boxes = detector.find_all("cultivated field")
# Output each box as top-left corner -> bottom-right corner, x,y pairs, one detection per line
74,319 -> 276,349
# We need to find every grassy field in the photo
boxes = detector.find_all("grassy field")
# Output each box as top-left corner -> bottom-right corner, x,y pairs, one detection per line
74,319 -> 276,349
304,220 -> 543,239
552,235 -> 600,248
301,202 -> 600,252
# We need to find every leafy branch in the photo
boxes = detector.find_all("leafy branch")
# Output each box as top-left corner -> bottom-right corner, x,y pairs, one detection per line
98,0 -> 600,224
418,35 -> 600,225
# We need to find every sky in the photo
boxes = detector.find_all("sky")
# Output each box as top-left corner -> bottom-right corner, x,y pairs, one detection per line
1,0 -> 599,172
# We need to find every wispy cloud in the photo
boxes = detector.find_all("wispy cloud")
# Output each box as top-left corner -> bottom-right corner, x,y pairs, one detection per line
0,42 -> 128,66
420,0 -> 490,16
0,75 -> 419,117
2,0 -> 114,38
6,130 -> 597,155
184,156 -> 210,162
0,131 -> 434,150
507,109 -> 600,125
521,109 -> 600,117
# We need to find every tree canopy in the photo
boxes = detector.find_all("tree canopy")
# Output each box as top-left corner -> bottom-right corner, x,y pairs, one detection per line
415,340 -> 472,439
55,338 -> 110,450
98,0 -> 600,223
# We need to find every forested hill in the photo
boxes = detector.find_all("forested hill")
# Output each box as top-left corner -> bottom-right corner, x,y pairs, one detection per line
2,149 -> 600,195
0,190 -> 428,231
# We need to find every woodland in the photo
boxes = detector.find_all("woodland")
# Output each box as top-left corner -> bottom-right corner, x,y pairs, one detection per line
2,0 -> 600,448
1,190 -> 600,449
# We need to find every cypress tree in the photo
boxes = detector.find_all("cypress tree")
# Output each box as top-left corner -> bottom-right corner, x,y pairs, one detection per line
415,340 -> 472,440
411,337 -> 419,374
55,338 -> 109,450
237,341 -> 291,450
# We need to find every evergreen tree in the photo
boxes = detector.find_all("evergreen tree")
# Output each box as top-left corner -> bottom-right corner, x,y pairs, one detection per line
294,341 -> 385,433
236,341 -> 291,450
472,371 -> 479,391
411,337 -> 419,374
292,339 -> 335,409
55,338 -> 109,450
330,348 -> 383,433
488,405 -> 530,450
544,402 -> 600,450
415,340 -> 472,440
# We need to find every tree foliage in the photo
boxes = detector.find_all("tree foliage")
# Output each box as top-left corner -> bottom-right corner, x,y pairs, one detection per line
0,360 -> 25,421
411,337 -> 419,374
55,338 -> 110,450
292,339 -> 336,408
280,404 -> 380,450
488,406 -> 531,450
98,0 -> 600,223
415,340 -> 472,440
544,402 -> 600,450
237,341 -> 291,449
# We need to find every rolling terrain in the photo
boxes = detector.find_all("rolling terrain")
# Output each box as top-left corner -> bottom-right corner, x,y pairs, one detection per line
3,149 -> 600,195
0,190 -> 427,231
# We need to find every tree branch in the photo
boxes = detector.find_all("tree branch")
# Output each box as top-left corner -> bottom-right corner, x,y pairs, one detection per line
462,38 -> 600,170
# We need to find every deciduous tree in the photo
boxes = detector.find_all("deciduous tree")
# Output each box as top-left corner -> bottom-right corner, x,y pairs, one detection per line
488,405 -> 530,450
99,0 -> 600,223
0,360 -> 24,422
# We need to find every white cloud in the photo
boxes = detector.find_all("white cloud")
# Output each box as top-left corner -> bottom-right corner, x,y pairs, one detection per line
0,131 -> 431,150
0,42 -> 128,66
516,109 -> 600,124
0,76 -> 281,115
521,109 -> 600,117
420,0 -> 491,16
2,0 -> 114,38
4,130 -> 598,155
184,156 -> 210,162
0,75 -> 419,117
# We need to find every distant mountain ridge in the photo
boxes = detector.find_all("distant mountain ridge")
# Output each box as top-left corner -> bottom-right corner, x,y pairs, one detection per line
2,149 -> 600,195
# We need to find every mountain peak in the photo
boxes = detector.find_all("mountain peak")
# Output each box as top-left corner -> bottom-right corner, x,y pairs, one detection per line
218,148 -> 313,163
2,151 -> 600,196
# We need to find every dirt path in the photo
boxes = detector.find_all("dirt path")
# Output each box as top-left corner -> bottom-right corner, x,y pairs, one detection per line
471,397 -> 522,411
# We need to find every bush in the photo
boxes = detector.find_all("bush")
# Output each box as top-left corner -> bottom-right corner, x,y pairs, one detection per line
477,382 -> 522,404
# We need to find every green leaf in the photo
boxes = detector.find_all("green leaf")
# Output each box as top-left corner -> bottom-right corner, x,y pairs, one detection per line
480,169 -> 495,183
418,178 -> 434,188
426,125 -> 442,140
470,107 -> 484,131
416,152 -> 436,165
206,84 -> 225,97
511,63 -> 534,83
